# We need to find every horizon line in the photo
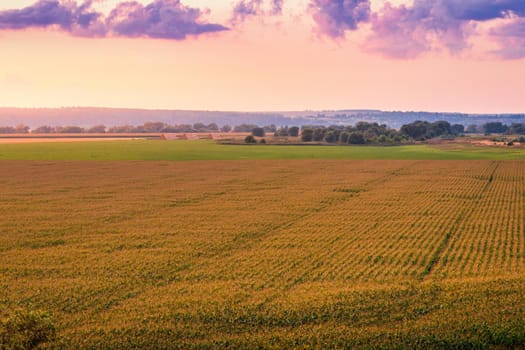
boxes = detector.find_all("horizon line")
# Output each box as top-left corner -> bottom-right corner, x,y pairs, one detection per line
1,106 -> 524,116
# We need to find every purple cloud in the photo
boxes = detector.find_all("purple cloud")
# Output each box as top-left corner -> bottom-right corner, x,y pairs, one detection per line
231,0 -> 283,23
443,0 -> 525,21
363,3 -> 429,59
107,0 -> 228,39
490,18 -> 525,59
364,2 -> 471,58
309,0 -> 370,38
365,0 -> 525,59
0,0 -> 101,31
0,0 -> 228,40
270,0 -> 284,15
231,0 -> 263,23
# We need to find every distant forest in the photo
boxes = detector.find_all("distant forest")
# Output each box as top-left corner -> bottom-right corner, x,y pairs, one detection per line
2,120 -> 525,146
269,121 -> 525,145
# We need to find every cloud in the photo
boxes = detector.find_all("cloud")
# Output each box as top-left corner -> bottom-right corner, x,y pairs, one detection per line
309,0 -> 370,38
0,0 -> 100,31
271,0 -> 284,15
231,0 -> 263,23
0,0 -> 228,40
364,2 -> 472,58
230,0 -> 283,24
490,17 -> 525,59
106,0 -> 228,39
365,0 -> 525,59
443,0 -> 525,21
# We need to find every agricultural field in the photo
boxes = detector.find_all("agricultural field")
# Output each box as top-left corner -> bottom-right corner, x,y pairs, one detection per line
1,139 -> 525,161
1,157 -> 525,348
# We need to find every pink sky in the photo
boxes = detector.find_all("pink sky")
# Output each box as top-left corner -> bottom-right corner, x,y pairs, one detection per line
1,0 -> 524,113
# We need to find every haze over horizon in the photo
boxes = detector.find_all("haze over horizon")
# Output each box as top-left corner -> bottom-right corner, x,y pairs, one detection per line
2,0 -> 525,114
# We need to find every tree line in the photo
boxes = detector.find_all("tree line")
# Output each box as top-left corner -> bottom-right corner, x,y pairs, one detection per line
0,122 -> 230,134
242,121 -> 458,145
299,122 -> 405,144
2,121 -> 525,140
0,122 -> 287,134
465,122 -> 525,135
295,121 -> 466,145
244,121 -> 525,145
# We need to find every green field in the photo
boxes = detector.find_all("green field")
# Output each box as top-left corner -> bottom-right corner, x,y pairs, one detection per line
1,142 -> 525,349
1,139 -> 525,160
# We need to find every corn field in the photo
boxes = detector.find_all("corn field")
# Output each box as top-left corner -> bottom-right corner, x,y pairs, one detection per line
1,160 -> 524,348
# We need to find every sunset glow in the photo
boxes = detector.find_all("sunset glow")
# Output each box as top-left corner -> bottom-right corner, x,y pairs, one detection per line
1,0 -> 524,113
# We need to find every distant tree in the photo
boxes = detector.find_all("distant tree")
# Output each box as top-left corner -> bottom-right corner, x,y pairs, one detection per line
339,131 -> 350,144
263,124 -> 276,133
393,134 -> 404,143
483,122 -> 508,134
324,130 -> 338,143
87,125 -> 106,133
355,122 -> 389,137
400,120 -> 430,140
58,126 -> 84,133
288,126 -> 300,137
143,122 -> 165,132
275,126 -> 288,137
259,138 -> 266,144
192,122 -> 207,132
15,124 -> 30,133
0,126 -> 16,134
252,127 -> 265,137
451,124 -> 465,135
348,132 -> 366,144
159,124 -> 178,133
400,120 -> 451,140
176,124 -> 193,133
244,135 -> 257,144
207,123 -> 219,131
108,125 -> 134,133
508,123 -> 525,135
378,135 -> 389,143
220,125 -> 232,132
132,125 -> 146,133
301,128 -> 314,142
313,128 -> 325,142
32,125 -> 55,134
465,124 -> 480,133
234,124 -> 259,132
355,121 -> 372,132
427,120 -> 451,137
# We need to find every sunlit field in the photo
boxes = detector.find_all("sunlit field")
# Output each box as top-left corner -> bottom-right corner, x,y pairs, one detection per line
1,158 -> 525,348
4,0 -> 525,346
1,139 -> 525,161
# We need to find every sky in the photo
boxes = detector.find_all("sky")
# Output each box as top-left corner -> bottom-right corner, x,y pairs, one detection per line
1,0 -> 524,113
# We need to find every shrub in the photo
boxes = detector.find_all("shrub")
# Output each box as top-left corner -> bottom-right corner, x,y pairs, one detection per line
0,309 -> 56,349
244,135 -> 257,144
